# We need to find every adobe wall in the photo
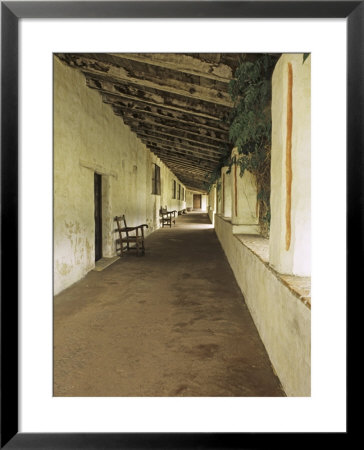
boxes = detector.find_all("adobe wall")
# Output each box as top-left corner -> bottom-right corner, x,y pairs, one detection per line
213,54 -> 311,395
215,214 -> 311,396
270,54 -> 311,276
54,58 -> 186,295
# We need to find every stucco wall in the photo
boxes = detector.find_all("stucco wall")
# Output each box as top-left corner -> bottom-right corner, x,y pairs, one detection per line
221,167 -> 232,218
208,185 -> 217,224
231,167 -> 259,226
185,191 -> 193,210
54,57 -> 186,295
215,214 -> 311,396
168,179 -> 186,212
201,194 -> 208,211
270,54 -> 311,276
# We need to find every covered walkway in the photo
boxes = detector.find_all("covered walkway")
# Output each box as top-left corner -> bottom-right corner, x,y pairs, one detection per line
54,212 -> 284,397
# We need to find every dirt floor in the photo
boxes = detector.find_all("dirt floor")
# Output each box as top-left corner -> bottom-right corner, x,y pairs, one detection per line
54,212 -> 285,397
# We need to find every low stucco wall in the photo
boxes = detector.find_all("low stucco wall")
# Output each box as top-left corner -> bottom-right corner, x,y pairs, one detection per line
54,57 -> 186,295
215,214 -> 311,396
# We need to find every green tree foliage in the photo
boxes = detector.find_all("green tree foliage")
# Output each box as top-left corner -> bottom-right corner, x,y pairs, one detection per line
228,54 -> 277,236
204,143 -> 232,193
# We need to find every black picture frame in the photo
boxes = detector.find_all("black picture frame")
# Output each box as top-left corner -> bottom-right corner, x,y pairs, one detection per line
1,1 -> 359,448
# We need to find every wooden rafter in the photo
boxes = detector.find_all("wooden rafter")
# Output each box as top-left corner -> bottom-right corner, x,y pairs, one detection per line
113,109 -> 229,143
58,53 -> 233,107
55,52 -> 247,191
137,134 -> 225,159
85,75 -> 231,120
124,119 -> 225,149
110,53 -> 234,83
103,94 -> 229,132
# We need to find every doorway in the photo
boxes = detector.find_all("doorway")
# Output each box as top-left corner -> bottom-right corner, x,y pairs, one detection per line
94,173 -> 102,261
193,194 -> 202,209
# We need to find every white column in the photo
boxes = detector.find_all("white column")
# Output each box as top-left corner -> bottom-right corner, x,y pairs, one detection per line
221,166 -> 232,218
231,148 -> 260,234
216,177 -> 222,214
269,54 -> 311,276
208,185 -> 217,224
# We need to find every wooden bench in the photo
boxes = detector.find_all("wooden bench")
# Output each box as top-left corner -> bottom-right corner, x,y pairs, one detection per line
114,215 -> 148,256
160,208 -> 176,227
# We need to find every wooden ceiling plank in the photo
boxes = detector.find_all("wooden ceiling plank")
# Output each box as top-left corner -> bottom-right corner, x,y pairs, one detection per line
124,118 -> 226,148
85,76 -> 230,121
142,142 -> 222,165
109,53 -> 235,83
162,168 -> 210,180
106,96 -> 229,132
150,149 -> 217,169
146,150 -> 220,168
115,108 -> 229,143
151,147 -> 215,165
169,170 -> 209,184
151,154 -> 215,174
58,53 -> 233,107
165,168 -> 211,180
137,134 -> 224,159
133,129 -> 224,153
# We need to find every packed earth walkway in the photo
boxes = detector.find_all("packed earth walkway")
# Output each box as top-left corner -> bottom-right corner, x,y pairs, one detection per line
54,212 -> 285,397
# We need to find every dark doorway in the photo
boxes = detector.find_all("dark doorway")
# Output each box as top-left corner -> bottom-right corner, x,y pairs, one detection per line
193,194 -> 202,209
94,173 -> 102,262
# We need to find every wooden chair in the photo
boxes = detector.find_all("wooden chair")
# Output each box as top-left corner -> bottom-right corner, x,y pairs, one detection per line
114,215 -> 148,256
160,208 -> 176,228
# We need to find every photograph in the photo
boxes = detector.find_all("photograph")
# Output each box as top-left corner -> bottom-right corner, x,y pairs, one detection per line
1,0 -> 356,446
53,52 -> 310,398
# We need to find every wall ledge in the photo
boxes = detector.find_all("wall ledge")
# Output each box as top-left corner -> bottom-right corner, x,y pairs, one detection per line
234,233 -> 311,309
216,213 -> 260,235
215,214 -> 311,309
214,213 -> 310,396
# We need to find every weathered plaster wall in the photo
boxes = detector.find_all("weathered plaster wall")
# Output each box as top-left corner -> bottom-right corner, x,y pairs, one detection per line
54,58 -> 186,295
231,158 -> 258,227
211,55 -> 311,395
228,150 -> 260,234
215,214 -> 311,396
216,180 -> 222,214
221,167 -> 232,218
185,191 -> 193,210
208,185 -> 217,224
166,178 -> 186,212
201,194 -> 208,211
270,54 -> 311,276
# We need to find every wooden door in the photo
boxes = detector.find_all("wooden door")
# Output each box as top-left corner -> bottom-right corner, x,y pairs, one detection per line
94,173 -> 102,261
193,194 -> 201,209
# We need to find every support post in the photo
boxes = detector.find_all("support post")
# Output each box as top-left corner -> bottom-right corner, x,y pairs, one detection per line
221,166 -> 232,218
269,54 -> 311,276
231,148 -> 260,234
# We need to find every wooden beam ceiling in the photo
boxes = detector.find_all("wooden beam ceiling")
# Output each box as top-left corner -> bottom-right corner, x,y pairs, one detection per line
112,108 -> 229,143
85,75 -> 231,120
56,52 -> 263,192
68,53 -> 234,107
102,94 -> 230,132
